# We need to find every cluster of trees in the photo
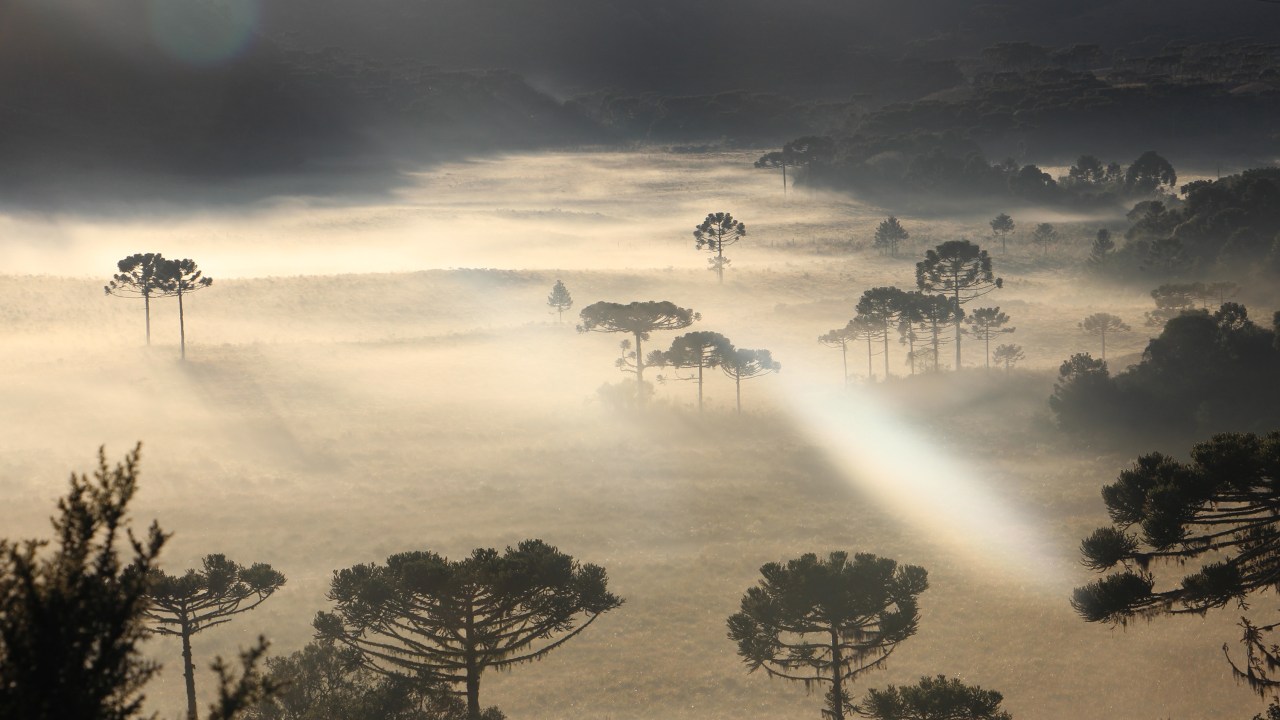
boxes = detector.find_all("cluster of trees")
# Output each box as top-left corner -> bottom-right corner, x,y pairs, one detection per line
1050,302 -> 1280,441
105,253 -> 213,359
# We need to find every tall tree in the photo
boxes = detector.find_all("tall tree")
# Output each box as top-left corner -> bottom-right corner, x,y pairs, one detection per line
578,301 -> 699,403
157,258 -> 213,360
1030,223 -> 1057,256
654,331 -> 733,412
819,324 -> 858,388
546,280 -> 573,323
146,555 -> 286,720
991,344 -> 1024,374
104,252 -> 168,345
720,347 -> 780,413
1087,229 -> 1115,268
856,287 -> 910,379
854,675 -> 1012,720
989,214 -> 1014,254
693,212 -> 746,284
915,241 -> 1002,371
901,292 -> 959,373
1124,151 -> 1177,195
0,445 -> 166,720
849,317 -> 881,382
755,149 -> 796,195
727,552 -> 929,720
1078,313 -> 1131,361
964,308 -> 1015,369
1072,431 -> 1280,694
873,217 -> 910,258
315,540 -> 623,720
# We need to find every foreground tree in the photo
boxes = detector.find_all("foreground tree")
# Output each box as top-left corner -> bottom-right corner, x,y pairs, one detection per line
727,552 -> 929,720
915,241 -> 1002,370
874,217 -> 910,257
1078,313 -> 1131,361
0,445 -> 165,720
720,347 -> 781,413
693,212 -> 747,283
655,331 -> 733,411
989,214 -> 1015,254
546,280 -> 573,322
315,540 -> 623,720
146,555 -> 287,720
578,301 -> 699,402
991,344 -> 1024,374
854,675 -> 1012,720
964,307 -> 1015,370
157,258 -> 214,360
1072,431 -> 1280,693
104,252 -> 168,345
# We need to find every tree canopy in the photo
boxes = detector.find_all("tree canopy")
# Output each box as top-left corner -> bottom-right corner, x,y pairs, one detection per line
578,301 -> 699,401
693,212 -> 747,283
915,241 -> 1001,370
854,675 -> 1012,720
104,253 -> 168,345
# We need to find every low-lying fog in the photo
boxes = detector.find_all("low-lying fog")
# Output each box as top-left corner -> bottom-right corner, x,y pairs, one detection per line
0,151 -> 1267,719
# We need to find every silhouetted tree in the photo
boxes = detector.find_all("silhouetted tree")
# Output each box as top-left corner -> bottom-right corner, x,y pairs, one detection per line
157,258 -> 213,360
989,214 -> 1014,254
991,344 -> 1024,374
874,217 -> 910,257
655,331 -> 733,412
1072,431 -> 1280,694
0,444 -> 165,720
578,301 -> 699,402
819,324 -> 859,387
902,293 -> 959,373
965,308 -> 1015,369
915,241 -> 1002,370
104,253 -> 168,345
756,150 -> 796,194
849,316 -> 881,382
1048,354 -> 1118,432
727,552 -> 929,720
1125,151 -> 1177,195
694,212 -> 747,283
1145,283 -> 1201,326
546,280 -> 573,323
854,675 -> 1012,720
720,347 -> 780,413
1030,223 -> 1057,256
857,287 -> 911,379
1087,229 -> 1115,268
1079,313 -> 1131,361
146,556 -> 286,720
207,638 -> 279,720
315,540 -> 622,720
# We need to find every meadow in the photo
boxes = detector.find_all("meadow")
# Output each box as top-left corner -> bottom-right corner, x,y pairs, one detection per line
0,151 -> 1271,719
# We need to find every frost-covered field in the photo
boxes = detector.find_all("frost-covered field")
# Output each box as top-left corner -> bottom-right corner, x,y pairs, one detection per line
0,152 -> 1267,719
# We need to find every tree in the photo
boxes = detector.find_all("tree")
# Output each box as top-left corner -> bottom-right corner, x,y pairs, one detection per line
1087,229 -> 1115,268
1048,353 -> 1118,433
854,675 -> 1012,720
991,344 -> 1024,374
1124,150 -> 1177,195
578,301 -> 699,403
1071,431 -> 1280,694
104,252 -> 168,345
157,258 -> 213,360
856,287 -> 911,379
849,316 -> 881,382
989,214 -> 1014,254
915,241 -> 1002,371
1145,283 -> 1201,326
756,150 -> 797,195
146,555 -> 287,720
901,292 -> 959,373
727,552 -> 929,720
819,325 -> 858,387
720,347 -> 780,413
0,444 -> 166,720
546,280 -> 573,323
874,217 -> 910,258
315,540 -> 623,720
1029,223 -> 1057,256
1078,313 -> 1131,362
654,331 -> 733,412
1068,155 -> 1108,186
693,212 -> 747,284
964,307 -> 1015,369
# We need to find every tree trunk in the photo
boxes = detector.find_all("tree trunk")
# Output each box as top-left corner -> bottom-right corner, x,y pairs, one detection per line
953,289 -> 962,371
931,321 -> 940,372
735,374 -> 742,414
144,291 -> 152,346
985,331 -> 991,370
828,628 -> 845,720
633,332 -> 645,404
865,337 -> 873,382
1100,328 -> 1107,361
178,288 -> 186,361
697,363 -> 704,412
882,322 -> 890,380
840,342 -> 848,388
782,163 -> 788,195
181,619 -> 198,720
466,600 -> 481,720
907,333 -> 916,376
716,244 -> 724,285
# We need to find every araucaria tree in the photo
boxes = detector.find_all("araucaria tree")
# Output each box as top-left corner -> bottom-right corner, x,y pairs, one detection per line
693,212 -> 746,283
105,253 -> 168,345
915,241 -> 1002,371
1071,431 -> 1280,693
856,287 -> 910,379
145,555 -> 286,720
315,540 -> 623,720
873,217 -> 909,257
819,325 -> 859,387
727,552 -> 928,720
720,347 -> 780,413
854,675 -> 1012,720
964,307 -> 1014,370
991,344 -> 1024,374
578,301 -> 699,403
1078,313 -> 1131,361
546,279 -> 573,323
157,258 -> 213,360
654,331 -> 733,412
989,213 -> 1014,254
0,444 -> 166,720
1030,223 -> 1057,256
900,292 -> 959,373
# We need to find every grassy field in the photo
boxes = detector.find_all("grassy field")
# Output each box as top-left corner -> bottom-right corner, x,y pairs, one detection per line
0,151 -> 1273,719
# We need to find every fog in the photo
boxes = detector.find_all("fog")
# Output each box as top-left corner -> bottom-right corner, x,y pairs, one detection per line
4,148 -> 1275,719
